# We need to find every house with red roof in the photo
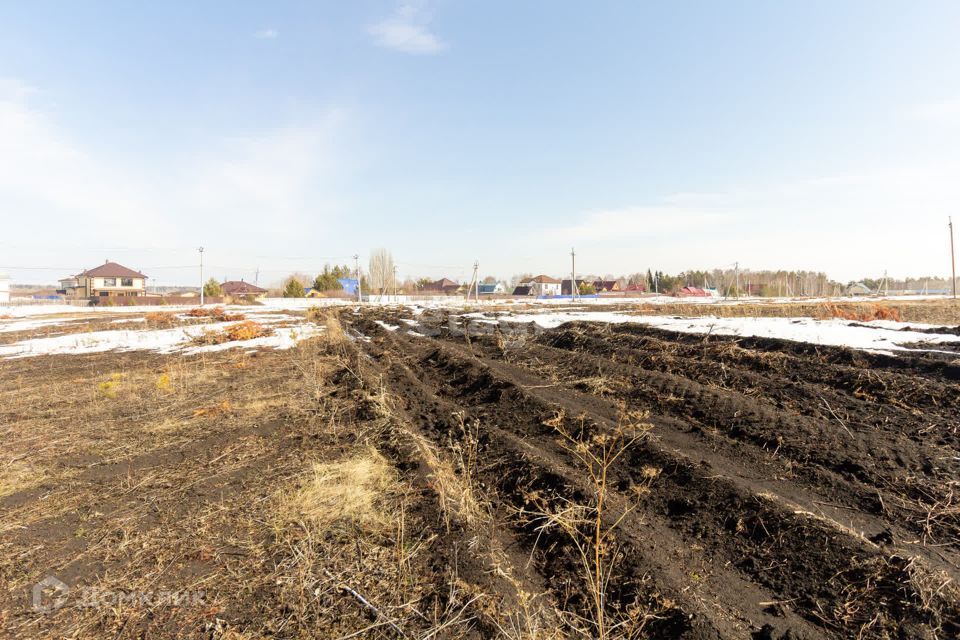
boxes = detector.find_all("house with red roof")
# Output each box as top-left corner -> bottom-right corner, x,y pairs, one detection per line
59,261 -> 148,298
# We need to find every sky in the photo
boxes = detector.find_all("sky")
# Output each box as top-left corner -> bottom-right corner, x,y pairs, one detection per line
2,1 -> 960,287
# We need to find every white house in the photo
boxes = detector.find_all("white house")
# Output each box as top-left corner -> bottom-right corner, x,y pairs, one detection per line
521,275 -> 562,297
0,274 -> 9,304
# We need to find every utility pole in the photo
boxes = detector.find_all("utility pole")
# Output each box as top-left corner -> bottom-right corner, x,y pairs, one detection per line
734,262 -> 740,299
392,265 -> 398,300
254,267 -> 260,287
353,254 -> 362,303
951,217 -> 957,300
471,261 -> 480,303
570,247 -> 577,300
198,247 -> 205,305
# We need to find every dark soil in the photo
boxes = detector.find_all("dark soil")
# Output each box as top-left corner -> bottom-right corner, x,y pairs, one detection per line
342,307 -> 960,639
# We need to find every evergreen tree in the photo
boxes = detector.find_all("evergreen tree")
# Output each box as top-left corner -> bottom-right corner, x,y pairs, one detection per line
313,265 -> 344,292
283,278 -> 305,298
203,278 -> 223,297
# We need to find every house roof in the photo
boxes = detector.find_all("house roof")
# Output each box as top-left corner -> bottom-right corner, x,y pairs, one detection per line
512,285 -> 532,296
78,261 -> 147,279
423,278 -> 460,290
525,275 -> 561,284
593,280 -> 619,290
477,283 -> 501,293
222,280 -> 268,295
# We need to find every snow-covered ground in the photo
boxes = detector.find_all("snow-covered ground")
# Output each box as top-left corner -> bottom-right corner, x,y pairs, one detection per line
0,306 -> 324,359
1,298 -> 957,358
465,311 -> 960,356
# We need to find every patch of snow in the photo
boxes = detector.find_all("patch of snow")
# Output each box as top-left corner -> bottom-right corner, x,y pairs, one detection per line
375,320 -> 400,331
0,320 -> 324,359
184,325 -> 324,354
479,312 -> 960,355
0,318 -> 71,333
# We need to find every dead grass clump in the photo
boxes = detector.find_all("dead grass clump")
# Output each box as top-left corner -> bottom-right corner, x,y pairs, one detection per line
282,448 -> 399,534
186,306 -> 246,321
194,320 -> 272,345
306,308 -> 347,345
145,311 -> 177,328
226,320 -> 270,341
815,303 -> 902,322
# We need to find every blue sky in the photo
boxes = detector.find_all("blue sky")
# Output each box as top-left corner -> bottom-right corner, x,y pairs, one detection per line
2,1 -> 960,286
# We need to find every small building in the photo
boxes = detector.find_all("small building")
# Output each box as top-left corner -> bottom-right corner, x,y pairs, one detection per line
422,278 -> 462,295
678,286 -> 709,297
512,285 -> 533,296
520,275 -> 562,297
59,262 -> 147,298
477,282 -> 505,295
338,278 -> 359,296
561,279 -> 588,295
624,282 -> 647,293
592,280 -> 621,293
846,282 -> 872,296
0,274 -> 9,304
222,280 -> 268,300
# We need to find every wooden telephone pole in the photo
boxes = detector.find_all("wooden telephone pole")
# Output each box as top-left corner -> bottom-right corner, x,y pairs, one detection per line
950,217 -> 957,300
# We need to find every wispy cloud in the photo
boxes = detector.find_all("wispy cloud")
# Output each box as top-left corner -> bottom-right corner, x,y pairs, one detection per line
547,207 -> 730,243
368,4 -> 447,54
254,28 -> 279,40
908,97 -> 960,122
0,77 -> 349,254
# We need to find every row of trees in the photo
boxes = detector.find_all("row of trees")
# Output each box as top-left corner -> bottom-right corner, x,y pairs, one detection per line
264,250 -> 951,298
280,264 -> 356,298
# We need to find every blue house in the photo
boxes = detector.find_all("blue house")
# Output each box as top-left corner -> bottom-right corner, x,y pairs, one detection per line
338,278 -> 359,296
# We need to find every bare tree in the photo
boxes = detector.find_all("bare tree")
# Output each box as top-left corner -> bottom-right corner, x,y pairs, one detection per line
368,248 -> 395,296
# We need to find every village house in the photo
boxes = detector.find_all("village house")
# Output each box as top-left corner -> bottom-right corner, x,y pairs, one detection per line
477,282 -> 505,295
592,280 -> 621,293
422,278 -> 462,295
59,262 -> 147,298
560,279 -> 587,295
222,280 -> 268,300
519,275 -> 562,297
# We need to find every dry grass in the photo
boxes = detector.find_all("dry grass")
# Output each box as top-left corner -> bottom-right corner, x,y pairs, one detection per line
814,302 -> 902,322
144,311 -> 178,328
280,447 -> 400,534
193,320 -> 272,345
623,298 -> 960,324
185,306 -> 246,321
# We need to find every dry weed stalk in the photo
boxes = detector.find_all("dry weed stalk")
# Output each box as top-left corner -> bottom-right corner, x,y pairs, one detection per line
524,407 -> 653,639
